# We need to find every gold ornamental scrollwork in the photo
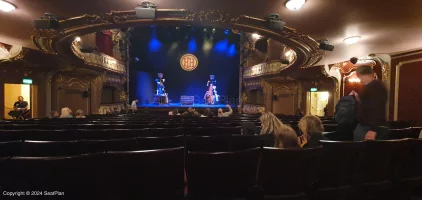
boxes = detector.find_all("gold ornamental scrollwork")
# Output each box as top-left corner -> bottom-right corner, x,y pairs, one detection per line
31,29 -> 59,54
244,61 -> 288,79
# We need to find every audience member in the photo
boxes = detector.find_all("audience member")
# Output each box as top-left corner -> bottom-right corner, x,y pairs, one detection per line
131,98 -> 139,110
111,107 -> 120,115
50,110 -> 60,119
274,125 -> 300,148
298,115 -> 327,148
354,65 -> 388,141
169,108 -> 180,116
259,111 -> 284,135
296,108 -> 304,117
241,122 -> 258,135
60,107 -> 73,118
217,105 -> 233,117
200,108 -> 211,117
182,107 -> 195,117
75,110 -> 86,118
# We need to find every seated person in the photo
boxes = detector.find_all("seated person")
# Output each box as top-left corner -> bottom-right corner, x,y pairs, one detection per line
8,96 -> 29,118
60,107 -> 73,118
169,108 -> 180,116
259,111 -> 285,135
200,108 -> 214,117
50,110 -> 60,119
298,115 -> 328,148
241,122 -> 258,135
217,105 -> 233,117
75,110 -> 86,118
182,107 -> 195,117
274,125 -> 300,148
111,107 -> 120,115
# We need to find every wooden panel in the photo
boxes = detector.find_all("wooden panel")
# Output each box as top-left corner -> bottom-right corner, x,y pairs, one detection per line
395,59 -> 422,125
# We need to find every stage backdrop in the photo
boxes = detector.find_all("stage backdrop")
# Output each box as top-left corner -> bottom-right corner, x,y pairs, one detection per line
129,26 -> 240,104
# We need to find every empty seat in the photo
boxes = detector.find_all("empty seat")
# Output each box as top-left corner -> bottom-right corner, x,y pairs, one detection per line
257,147 -> 323,200
186,135 -> 231,152
399,139 -> 422,188
187,148 -> 260,199
0,140 -> 22,157
389,128 -> 414,139
22,140 -> 78,157
106,147 -> 185,200
230,135 -> 263,150
354,139 -> 408,199
137,135 -> 185,150
77,138 -> 140,153
317,140 -> 366,199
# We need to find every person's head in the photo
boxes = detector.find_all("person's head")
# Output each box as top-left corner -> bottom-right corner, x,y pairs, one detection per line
237,105 -> 242,114
61,107 -> 71,116
18,96 -> 23,102
188,107 -> 194,112
274,125 -> 300,148
50,110 -> 59,117
75,110 -> 84,117
356,65 -> 375,85
193,111 -> 199,117
203,108 -> 210,116
135,98 -> 139,102
172,108 -> 178,115
158,73 -> 163,79
259,111 -> 284,135
298,115 -> 324,137
241,122 -> 257,135
217,108 -> 223,116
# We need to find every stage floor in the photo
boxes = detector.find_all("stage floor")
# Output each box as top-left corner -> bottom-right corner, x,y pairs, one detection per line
139,103 -> 229,109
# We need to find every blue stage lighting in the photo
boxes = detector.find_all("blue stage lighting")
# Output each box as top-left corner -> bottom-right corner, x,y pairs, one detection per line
224,29 -> 229,35
149,38 -> 162,52
214,39 -> 229,53
135,57 -> 140,62
227,44 -> 237,57
188,37 -> 197,53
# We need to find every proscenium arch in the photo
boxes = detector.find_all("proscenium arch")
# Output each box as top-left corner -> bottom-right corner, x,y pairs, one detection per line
32,9 -> 324,71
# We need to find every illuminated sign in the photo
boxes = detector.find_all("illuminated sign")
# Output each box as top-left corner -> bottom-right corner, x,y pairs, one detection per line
310,88 -> 317,92
180,54 -> 198,71
22,78 -> 32,84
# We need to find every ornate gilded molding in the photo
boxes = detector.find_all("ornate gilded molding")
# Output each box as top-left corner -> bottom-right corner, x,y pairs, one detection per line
71,42 -> 126,74
244,61 -> 288,79
244,80 -> 263,92
32,9 -> 324,74
242,104 -> 265,114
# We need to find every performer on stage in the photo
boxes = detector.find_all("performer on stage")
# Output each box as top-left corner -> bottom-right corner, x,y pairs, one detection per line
155,73 -> 166,95
204,75 -> 219,105
154,73 -> 168,104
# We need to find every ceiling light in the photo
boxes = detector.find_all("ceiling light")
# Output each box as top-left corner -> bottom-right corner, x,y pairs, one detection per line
348,78 -> 361,83
285,0 -> 306,11
252,33 -> 262,40
0,0 -> 16,12
343,36 -> 361,45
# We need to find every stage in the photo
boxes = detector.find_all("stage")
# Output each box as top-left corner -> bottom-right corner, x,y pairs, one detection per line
138,103 -> 231,109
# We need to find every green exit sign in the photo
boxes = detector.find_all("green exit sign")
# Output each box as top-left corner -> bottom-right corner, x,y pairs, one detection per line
22,78 -> 33,84
310,88 -> 317,92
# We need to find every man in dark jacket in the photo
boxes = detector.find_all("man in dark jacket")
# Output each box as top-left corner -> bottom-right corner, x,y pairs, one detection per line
354,65 -> 388,140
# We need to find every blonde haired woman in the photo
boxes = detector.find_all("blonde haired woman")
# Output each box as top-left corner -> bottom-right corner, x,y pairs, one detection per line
298,115 -> 328,148
274,125 -> 300,148
259,111 -> 284,135
60,107 -> 73,118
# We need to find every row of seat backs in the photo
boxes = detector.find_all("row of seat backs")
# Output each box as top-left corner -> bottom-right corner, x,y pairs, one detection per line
0,134 -> 275,157
2,138 -> 419,200
187,139 -> 422,199
0,127 -> 244,141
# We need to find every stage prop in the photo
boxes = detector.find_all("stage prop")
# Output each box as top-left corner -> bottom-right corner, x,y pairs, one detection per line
153,73 -> 168,104
181,96 -> 194,105
204,75 -> 219,105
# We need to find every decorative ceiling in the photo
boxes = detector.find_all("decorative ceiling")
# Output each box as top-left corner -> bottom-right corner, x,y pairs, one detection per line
1,0 -> 422,65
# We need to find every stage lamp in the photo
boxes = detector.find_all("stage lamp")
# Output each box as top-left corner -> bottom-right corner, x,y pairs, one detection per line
224,29 -> 229,35
285,0 -> 306,11
212,28 -> 216,33
0,0 -> 16,12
